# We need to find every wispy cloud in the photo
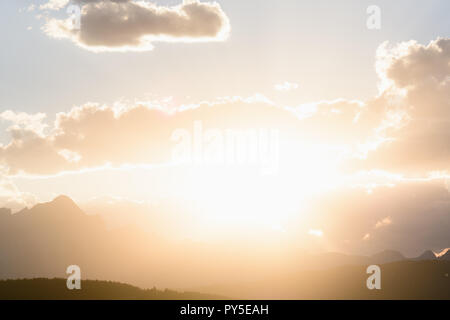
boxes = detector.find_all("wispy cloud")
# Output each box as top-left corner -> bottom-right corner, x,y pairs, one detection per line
275,82 -> 299,92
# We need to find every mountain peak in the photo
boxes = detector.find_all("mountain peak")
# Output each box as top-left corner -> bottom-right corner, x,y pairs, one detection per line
52,195 -> 77,206
47,195 -> 83,214
371,250 -> 405,264
25,195 -> 85,219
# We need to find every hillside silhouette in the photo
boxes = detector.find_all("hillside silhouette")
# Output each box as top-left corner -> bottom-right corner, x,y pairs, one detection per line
0,278 -> 224,300
0,261 -> 448,300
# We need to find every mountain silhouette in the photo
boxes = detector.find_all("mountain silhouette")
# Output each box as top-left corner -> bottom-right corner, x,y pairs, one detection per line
14,194 -> 84,218
370,250 -> 405,264
0,195 -> 125,280
413,250 -> 437,261
0,195 -> 448,299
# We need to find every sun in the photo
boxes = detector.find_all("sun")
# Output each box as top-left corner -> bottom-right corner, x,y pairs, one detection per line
173,139 -> 344,237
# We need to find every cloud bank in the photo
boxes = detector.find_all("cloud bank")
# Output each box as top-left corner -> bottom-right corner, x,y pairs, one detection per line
359,38 -> 450,175
0,38 -> 449,179
0,97 -> 378,176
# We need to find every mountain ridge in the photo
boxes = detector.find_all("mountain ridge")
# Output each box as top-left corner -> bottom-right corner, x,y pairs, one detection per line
1,195 -> 448,263
0,195 -> 448,292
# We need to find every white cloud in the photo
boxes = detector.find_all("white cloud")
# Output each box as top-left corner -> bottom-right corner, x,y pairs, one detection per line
275,82 -> 299,92
40,0 -> 70,11
0,110 -> 48,136
375,216 -> 392,229
58,149 -> 82,163
0,174 -> 38,212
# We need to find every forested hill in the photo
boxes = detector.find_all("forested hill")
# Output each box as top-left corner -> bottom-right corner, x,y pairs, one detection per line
0,278 -> 224,300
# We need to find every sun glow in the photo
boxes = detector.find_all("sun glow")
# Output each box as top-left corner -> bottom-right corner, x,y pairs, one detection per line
173,139 -> 344,237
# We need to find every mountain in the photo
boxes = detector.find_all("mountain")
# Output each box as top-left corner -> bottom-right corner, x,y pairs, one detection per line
303,252 -> 371,270
0,195 -> 137,282
302,249 -> 443,271
370,250 -> 405,264
412,250 -> 437,261
0,195 -> 246,290
14,195 -> 85,219
0,195 -> 448,300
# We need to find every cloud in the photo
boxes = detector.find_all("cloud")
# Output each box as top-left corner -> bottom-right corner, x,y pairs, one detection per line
0,96 -> 380,176
1,37 -> 448,181
40,0 -> 70,11
42,0 -> 230,52
0,174 -> 37,211
40,0 -> 130,11
375,216 -> 392,229
275,82 -> 299,92
0,110 -> 48,136
357,38 -> 450,175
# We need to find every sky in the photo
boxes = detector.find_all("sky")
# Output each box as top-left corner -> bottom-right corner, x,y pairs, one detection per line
1,0 -> 449,116
0,0 -> 449,256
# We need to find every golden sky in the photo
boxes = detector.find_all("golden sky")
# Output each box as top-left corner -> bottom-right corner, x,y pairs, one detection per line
0,0 -> 449,257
